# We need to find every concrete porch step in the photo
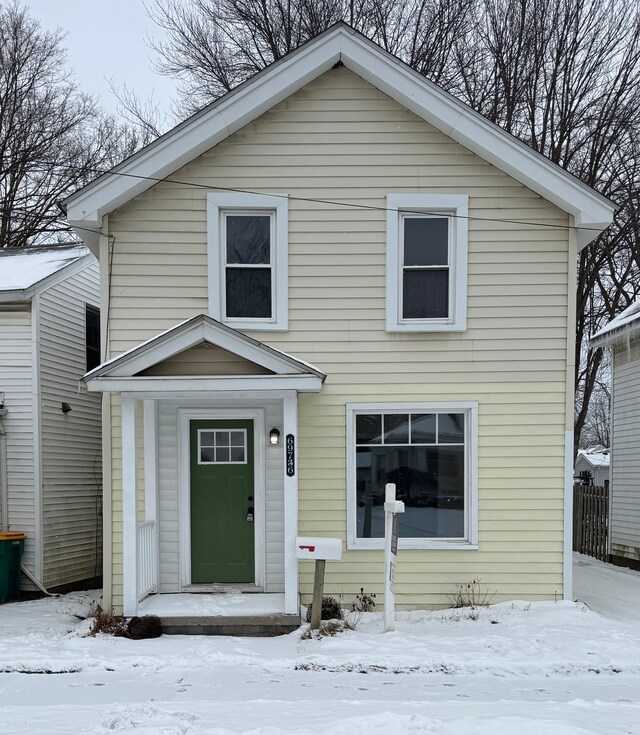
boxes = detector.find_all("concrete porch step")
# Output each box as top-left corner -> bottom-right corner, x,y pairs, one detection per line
160,613 -> 301,636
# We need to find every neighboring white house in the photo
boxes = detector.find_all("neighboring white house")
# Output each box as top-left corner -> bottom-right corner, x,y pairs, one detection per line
0,244 -> 102,592
591,300 -> 640,571
574,448 -> 610,487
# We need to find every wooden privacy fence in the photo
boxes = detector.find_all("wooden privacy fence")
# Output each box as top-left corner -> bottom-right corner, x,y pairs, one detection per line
573,484 -> 609,561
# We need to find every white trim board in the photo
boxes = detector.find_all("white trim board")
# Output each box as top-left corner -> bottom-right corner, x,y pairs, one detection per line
177,408 -> 267,590
64,24 -> 614,254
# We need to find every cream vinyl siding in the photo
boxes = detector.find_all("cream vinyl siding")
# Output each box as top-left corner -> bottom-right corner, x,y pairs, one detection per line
0,305 -> 36,573
610,339 -> 640,562
141,343 -> 273,376
105,66 -> 570,610
38,261 -> 102,587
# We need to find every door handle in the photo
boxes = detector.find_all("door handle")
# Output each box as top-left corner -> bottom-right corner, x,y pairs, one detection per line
246,506 -> 254,523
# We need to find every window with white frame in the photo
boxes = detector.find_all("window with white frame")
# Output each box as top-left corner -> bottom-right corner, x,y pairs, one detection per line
346,403 -> 478,550
207,193 -> 288,330
386,194 -> 468,332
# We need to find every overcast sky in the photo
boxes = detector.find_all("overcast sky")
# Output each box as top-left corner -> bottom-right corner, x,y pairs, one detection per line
25,0 -> 178,117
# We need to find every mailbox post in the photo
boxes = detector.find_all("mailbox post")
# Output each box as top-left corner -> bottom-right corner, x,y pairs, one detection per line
383,483 -> 404,632
296,537 -> 342,630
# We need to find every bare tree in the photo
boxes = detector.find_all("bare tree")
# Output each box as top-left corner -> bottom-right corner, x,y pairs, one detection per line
0,1 -> 145,248
147,0 -> 640,452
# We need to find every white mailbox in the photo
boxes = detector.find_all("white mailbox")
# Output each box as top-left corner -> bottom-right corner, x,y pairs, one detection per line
295,536 -> 342,561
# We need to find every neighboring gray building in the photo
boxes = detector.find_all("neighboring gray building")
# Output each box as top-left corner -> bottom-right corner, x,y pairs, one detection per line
591,300 -> 640,570
0,245 -> 102,592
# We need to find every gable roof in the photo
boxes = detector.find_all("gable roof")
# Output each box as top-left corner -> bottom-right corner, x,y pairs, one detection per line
0,244 -> 93,302
84,314 -> 325,391
590,299 -> 640,349
576,449 -> 610,470
64,23 -> 615,256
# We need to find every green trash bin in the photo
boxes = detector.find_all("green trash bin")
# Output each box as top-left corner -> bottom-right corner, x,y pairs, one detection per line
0,532 -> 26,603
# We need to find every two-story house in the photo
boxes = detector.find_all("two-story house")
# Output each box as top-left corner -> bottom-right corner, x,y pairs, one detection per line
63,24 -> 614,630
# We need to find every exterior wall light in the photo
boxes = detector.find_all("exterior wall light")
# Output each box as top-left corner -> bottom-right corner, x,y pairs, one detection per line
0,391 -> 4,408
269,427 -> 280,445
61,402 -> 72,414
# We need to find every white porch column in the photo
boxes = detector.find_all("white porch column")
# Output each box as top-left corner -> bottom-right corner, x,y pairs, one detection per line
143,400 -> 159,594
121,394 -> 138,616
283,390 -> 299,614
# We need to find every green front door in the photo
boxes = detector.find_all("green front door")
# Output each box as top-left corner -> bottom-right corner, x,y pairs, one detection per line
190,419 -> 255,584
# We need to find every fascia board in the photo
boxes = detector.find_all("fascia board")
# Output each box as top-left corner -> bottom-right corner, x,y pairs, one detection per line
590,322 -> 640,349
64,35 -> 342,229
86,374 -> 324,393
341,34 -> 615,245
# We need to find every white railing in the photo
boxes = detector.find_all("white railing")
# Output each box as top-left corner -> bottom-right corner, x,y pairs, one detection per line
137,520 -> 157,602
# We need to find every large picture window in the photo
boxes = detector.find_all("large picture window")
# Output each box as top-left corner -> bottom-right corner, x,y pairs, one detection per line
347,403 -> 478,550
207,192 -> 288,330
386,194 -> 468,332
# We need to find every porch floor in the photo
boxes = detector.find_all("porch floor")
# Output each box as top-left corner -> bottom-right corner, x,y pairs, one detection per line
138,593 -> 300,636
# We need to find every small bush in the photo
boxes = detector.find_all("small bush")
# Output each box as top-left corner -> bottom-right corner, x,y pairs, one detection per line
305,595 -> 343,623
351,587 -> 376,613
88,603 -> 128,637
448,579 -> 495,610
127,615 -> 162,640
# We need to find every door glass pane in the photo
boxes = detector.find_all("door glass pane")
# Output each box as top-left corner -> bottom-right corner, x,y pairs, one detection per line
216,447 -> 230,462
215,431 -> 230,447
230,446 -> 245,462
403,217 -> 448,266
230,431 -> 244,447
403,269 -> 448,319
198,429 -> 247,464
200,431 -> 215,447
226,268 -> 272,318
200,446 -> 214,463
226,215 -> 271,264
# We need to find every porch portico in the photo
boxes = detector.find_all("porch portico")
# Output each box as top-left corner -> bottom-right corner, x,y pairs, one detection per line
84,315 -> 325,619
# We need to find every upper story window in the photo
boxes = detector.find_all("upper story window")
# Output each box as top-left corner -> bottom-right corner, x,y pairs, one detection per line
208,193 -> 288,331
386,194 -> 468,332
85,305 -> 101,372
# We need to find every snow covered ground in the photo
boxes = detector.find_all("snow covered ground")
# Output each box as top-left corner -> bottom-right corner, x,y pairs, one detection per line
0,556 -> 638,735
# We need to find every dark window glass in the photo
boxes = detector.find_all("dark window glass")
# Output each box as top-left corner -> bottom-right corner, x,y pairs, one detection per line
403,217 -> 448,266
439,414 -> 465,443
403,269 -> 448,319
226,215 -> 271,264
355,445 -> 465,539
411,414 -> 436,443
226,268 -> 272,318
383,414 -> 409,444
85,305 -> 101,372
356,414 -> 382,445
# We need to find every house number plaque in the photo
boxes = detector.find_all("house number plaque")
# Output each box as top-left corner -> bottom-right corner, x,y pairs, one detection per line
286,434 -> 295,476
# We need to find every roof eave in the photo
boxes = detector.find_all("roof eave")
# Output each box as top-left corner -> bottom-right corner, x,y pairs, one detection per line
590,321 -> 640,349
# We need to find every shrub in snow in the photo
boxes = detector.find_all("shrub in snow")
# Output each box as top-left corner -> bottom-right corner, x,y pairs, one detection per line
127,615 -> 162,640
305,596 -> 343,623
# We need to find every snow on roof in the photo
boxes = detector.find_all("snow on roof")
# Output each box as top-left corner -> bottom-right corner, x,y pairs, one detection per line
576,449 -> 610,468
0,244 -> 90,293
591,299 -> 640,347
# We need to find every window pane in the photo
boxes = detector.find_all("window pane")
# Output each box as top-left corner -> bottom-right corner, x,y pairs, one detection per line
403,217 -> 448,266
383,414 -> 409,444
439,414 -> 465,443
200,447 -> 214,463
215,431 -> 230,447
356,414 -> 382,445
230,431 -> 244,447
356,445 -> 464,539
226,215 -> 270,264
403,269 -> 448,319
230,447 -> 245,462
226,268 -> 272,318
216,447 -> 230,462
411,414 -> 436,443
200,431 -> 215,447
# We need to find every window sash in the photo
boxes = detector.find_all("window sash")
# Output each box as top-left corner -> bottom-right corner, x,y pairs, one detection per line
221,210 -> 275,321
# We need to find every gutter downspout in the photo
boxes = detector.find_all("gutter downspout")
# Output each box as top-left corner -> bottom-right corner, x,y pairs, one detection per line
0,408 -> 7,530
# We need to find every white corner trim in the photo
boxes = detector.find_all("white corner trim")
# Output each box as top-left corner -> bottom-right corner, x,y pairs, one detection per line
563,430 -> 574,601
386,194 -> 468,332
31,293 -> 43,582
177,408 -> 266,589
346,401 -> 478,551
207,193 -> 289,331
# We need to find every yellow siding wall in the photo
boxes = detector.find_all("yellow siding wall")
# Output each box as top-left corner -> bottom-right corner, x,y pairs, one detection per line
105,67 -> 570,610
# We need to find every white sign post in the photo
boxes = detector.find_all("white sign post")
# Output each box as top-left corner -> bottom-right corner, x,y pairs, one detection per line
383,483 -> 405,632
